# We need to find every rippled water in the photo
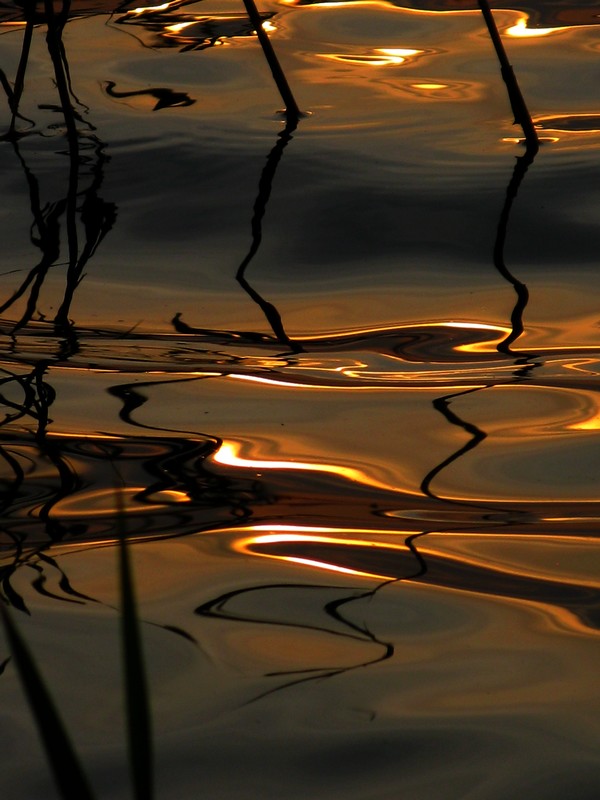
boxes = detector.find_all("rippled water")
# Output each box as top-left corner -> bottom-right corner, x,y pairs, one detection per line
0,1 -> 599,797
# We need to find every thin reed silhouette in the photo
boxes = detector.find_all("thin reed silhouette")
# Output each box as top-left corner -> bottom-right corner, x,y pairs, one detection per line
478,0 -> 539,154
242,0 -> 301,121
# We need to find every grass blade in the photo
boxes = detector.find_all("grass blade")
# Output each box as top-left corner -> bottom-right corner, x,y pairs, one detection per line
0,603 -> 95,800
116,495 -> 154,800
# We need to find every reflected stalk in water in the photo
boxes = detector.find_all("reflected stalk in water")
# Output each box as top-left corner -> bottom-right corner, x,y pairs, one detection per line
176,117 -> 304,352
493,145 -> 538,358
0,2 -> 116,352
236,117 -> 304,353
422,4 -> 543,507
5,0 -> 36,135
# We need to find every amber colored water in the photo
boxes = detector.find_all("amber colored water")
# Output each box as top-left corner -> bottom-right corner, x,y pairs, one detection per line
0,1 -> 599,797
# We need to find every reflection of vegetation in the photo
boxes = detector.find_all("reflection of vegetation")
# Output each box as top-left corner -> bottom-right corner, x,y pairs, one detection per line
115,3 -> 274,51
235,117 -> 304,352
196,580 -> 398,701
113,0 -> 302,118
421,1 -> 541,507
0,3 -> 116,354
1,496 -> 153,800
1,4 -> 597,795
105,79 -> 195,110
0,599 -> 97,800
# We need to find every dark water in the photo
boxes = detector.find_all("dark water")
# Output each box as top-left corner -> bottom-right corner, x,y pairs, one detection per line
0,1 -> 599,797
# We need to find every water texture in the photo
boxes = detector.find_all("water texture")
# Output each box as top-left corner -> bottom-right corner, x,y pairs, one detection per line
0,1 -> 599,797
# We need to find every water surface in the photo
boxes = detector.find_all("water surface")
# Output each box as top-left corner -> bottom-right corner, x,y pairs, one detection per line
0,1 -> 599,797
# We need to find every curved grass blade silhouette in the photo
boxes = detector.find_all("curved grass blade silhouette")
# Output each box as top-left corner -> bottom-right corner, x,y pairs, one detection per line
116,489 -> 154,800
0,488 -> 154,800
0,603 -> 96,800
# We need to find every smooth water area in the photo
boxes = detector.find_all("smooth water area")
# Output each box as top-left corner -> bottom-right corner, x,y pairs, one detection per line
0,1 -> 599,797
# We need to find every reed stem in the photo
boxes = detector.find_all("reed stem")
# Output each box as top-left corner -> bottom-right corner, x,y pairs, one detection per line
241,0 -> 301,121
478,0 -> 539,153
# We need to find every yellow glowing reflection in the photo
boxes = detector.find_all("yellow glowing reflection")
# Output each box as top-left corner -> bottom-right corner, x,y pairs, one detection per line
262,20 -> 277,32
412,83 -> 447,90
228,373 -> 481,391
320,47 -> 422,66
378,47 -> 422,58
143,490 -> 190,503
534,114 -> 600,135
233,529 -> 413,580
453,324 -> 513,353
216,441 -> 373,484
212,440 -> 420,495
165,21 -> 195,33
128,2 -> 170,14
568,412 -> 600,431
502,136 -> 560,144
506,17 -> 564,37
299,321 -> 503,343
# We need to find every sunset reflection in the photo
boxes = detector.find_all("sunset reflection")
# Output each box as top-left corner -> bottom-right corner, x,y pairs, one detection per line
505,17 -> 565,37
212,440 -> 405,493
1,2 -> 599,795
232,526 -> 414,580
319,48 -> 424,66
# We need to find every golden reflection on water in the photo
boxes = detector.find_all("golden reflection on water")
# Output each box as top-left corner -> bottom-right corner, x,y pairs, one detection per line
232,527 -> 411,579
319,47 -> 425,66
505,17 -> 566,37
1,3 -> 600,797
48,487 -> 190,516
213,438 -> 408,493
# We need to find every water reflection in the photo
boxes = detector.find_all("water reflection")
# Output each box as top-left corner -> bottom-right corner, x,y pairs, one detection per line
280,0 -> 600,29
114,3 -> 275,51
0,4 -> 116,356
104,79 -> 195,110
0,3 -> 599,792
417,0 -> 541,510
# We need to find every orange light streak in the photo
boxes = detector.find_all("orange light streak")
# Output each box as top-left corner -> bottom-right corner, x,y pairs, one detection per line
233,530 -> 412,580
212,440 -> 421,495
228,373 -> 482,391
128,2 -> 171,14
319,47 -> 423,67
505,17 -> 565,37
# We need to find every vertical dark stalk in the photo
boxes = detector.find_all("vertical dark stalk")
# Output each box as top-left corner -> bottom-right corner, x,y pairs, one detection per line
44,0 -> 80,333
116,492 -> 154,800
241,0 -> 301,121
8,0 -> 37,135
478,0 -> 539,153
478,0 -> 540,354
